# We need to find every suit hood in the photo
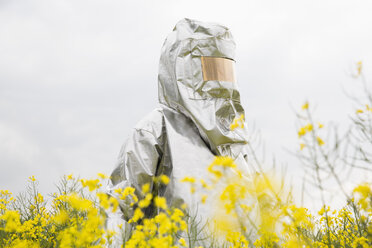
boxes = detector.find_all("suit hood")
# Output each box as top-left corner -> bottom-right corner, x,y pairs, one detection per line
158,18 -> 248,154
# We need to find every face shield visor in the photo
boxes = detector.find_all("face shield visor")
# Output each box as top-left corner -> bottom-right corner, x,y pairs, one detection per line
174,54 -> 247,152
201,56 -> 236,83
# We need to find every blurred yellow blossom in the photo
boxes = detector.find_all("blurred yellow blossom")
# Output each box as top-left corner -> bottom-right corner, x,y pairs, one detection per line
316,136 -> 325,146
142,183 -> 151,194
230,114 -> 245,130
180,176 -> 196,183
300,143 -> 306,150
356,60 -> 362,76
138,193 -> 152,208
366,104 -> 372,112
201,194 -> 208,204
97,173 -> 109,179
302,101 -> 309,110
159,175 -> 170,185
298,124 -> 313,137
80,179 -> 101,191
154,196 -> 167,210
179,238 -> 187,247
129,208 -> 144,223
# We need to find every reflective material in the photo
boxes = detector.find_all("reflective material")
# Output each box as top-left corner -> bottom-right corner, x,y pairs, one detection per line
106,18 -> 252,246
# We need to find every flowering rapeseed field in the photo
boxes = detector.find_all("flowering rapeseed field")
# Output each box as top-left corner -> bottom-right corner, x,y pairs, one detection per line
0,154 -> 370,247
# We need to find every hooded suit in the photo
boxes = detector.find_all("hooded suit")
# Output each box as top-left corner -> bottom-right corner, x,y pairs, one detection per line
106,18 -> 252,245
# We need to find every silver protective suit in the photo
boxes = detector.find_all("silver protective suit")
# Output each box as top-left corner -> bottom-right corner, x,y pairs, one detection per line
106,18 -> 252,245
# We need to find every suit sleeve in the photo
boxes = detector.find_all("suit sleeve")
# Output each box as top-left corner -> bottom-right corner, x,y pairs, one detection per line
105,127 -> 162,239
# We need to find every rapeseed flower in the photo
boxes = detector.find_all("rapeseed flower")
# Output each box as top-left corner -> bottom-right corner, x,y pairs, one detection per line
159,175 -> 170,185
138,193 -> 152,208
316,136 -> 325,146
300,143 -> 306,150
179,237 -> 187,246
154,196 -> 167,210
80,178 -> 101,191
356,60 -> 363,76
230,114 -> 245,130
302,101 -> 309,110
128,208 -> 144,223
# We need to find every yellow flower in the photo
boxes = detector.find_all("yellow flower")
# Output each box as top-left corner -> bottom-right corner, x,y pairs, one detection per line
356,109 -> 364,114
80,179 -> 100,191
138,193 -> 152,208
119,186 -> 138,203
5,240 -> 39,248
230,114 -> 245,130
213,156 -> 236,168
129,208 -> 144,223
207,156 -> 237,181
180,176 -> 196,183
230,122 -> 239,130
298,124 -> 313,137
302,102 -> 309,110
366,104 -> 372,112
318,205 -> 330,216
253,231 -> 279,247
352,237 -> 369,248
201,195 -> 207,204
305,124 -> 313,132
29,175 -> 36,182
240,203 -> 252,213
154,196 -> 168,210
226,231 -> 249,247
123,186 -> 136,197
318,122 -> 324,129
298,127 -> 306,137
0,210 -> 21,232
300,143 -> 306,150
53,210 -> 69,224
170,208 -> 184,222
67,193 -> 93,210
179,238 -> 187,247
353,183 -> 371,210
220,182 -> 246,213
190,186 -> 196,194
67,174 -> 73,180
97,173 -> 109,179
142,183 -> 151,194
34,193 -> 44,203
353,183 -> 371,198
200,179 -> 212,190
356,60 -> 362,76
159,175 -> 170,185
316,136 -> 325,146
109,197 -> 119,212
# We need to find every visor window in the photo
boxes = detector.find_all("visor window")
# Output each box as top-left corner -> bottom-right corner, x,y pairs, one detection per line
201,56 -> 236,83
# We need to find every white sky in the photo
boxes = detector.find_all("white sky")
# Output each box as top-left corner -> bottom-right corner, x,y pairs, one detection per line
1,0 -> 371,210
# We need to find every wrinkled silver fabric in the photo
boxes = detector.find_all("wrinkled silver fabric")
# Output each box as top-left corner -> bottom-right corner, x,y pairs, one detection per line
105,18 -> 253,246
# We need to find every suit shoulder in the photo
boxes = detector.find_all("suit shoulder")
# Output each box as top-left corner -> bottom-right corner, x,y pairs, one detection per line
134,108 -> 164,139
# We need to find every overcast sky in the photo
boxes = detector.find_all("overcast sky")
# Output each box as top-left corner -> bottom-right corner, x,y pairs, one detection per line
1,0 -> 371,210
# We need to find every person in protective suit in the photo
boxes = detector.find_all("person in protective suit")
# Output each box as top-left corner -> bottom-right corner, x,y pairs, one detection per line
106,18 -> 252,245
